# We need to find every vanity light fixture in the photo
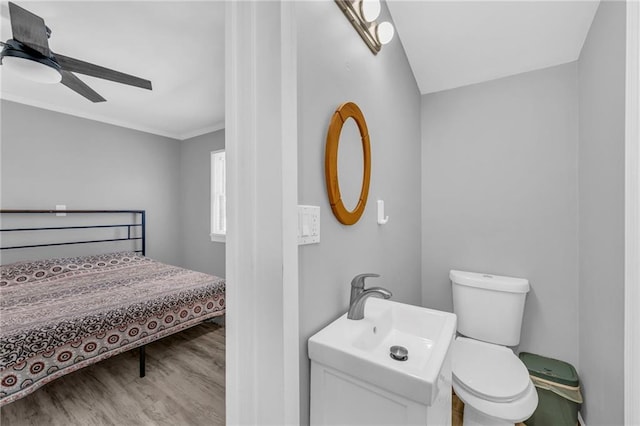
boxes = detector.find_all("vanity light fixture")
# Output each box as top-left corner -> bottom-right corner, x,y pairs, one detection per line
335,0 -> 395,55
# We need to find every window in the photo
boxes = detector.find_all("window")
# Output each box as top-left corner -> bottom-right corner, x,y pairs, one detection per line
210,149 -> 226,242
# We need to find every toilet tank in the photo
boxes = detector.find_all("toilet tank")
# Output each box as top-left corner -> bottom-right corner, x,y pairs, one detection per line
450,270 -> 530,346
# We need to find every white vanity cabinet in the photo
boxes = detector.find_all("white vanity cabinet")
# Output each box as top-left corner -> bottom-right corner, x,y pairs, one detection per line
310,355 -> 452,426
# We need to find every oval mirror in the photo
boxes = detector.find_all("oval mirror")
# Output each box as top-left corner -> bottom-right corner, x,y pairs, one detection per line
325,102 -> 371,225
337,118 -> 364,212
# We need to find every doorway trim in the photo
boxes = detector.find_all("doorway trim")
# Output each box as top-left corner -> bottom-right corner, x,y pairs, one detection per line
624,1 -> 639,424
225,2 -> 299,425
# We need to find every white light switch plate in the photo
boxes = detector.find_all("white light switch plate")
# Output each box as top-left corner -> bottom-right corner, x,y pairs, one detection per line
297,205 -> 320,245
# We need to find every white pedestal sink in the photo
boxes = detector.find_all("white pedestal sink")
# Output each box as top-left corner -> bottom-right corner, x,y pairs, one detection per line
308,298 -> 457,426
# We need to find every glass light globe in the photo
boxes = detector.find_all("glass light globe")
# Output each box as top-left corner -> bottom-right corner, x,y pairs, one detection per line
1,56 -> 61,84
360,0 -> 381,22
376,21 -> 394,45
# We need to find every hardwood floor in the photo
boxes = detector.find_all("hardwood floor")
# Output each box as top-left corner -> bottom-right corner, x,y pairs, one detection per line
452,390 -> 465,425
2,324 -> 531,426
0,322 -> 225,426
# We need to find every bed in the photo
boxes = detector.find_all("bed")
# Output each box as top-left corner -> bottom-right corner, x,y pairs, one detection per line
0,210 -> 225,406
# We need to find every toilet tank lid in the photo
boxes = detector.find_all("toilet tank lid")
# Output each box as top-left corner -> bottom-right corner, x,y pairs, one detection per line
450,270 -> 530,293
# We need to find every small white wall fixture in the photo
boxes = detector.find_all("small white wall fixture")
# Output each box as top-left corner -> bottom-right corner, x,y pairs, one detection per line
225,2 -> 300,425
625,1 -> 640,425
377,199 -> 389,225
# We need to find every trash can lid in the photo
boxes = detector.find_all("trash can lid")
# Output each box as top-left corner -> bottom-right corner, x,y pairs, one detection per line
519,352 -> 579,387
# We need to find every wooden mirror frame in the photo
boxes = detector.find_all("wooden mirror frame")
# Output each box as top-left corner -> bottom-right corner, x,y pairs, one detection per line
325,102 -> 371,225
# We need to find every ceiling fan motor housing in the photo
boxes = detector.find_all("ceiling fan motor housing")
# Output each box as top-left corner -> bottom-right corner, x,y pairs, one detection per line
0,39 -> 62,72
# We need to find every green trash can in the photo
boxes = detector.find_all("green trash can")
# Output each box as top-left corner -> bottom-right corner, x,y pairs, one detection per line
519,352 -> 583,426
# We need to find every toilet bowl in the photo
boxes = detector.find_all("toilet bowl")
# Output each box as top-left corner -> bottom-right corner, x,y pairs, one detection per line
450,270 -> 538,426
452,337 -> 538,425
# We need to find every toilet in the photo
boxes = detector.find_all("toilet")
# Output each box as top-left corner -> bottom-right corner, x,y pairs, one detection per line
450,270 -> 538,426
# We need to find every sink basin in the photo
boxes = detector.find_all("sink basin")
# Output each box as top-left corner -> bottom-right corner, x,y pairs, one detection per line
308,298 -> 457,406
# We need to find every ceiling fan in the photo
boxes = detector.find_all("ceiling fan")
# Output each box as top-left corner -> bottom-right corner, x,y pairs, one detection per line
0,2 -> 152,102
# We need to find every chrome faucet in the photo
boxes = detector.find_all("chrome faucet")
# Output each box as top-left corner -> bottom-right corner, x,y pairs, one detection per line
347,273 -> 392,320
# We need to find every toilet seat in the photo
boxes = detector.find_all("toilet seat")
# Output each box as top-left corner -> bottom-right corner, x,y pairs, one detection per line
453,337 -> 530,402
453,378 -> 538,424
452,337 -> 539,423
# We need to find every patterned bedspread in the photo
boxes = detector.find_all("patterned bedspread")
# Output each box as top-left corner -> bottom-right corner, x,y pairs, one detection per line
0,252 -> 225,406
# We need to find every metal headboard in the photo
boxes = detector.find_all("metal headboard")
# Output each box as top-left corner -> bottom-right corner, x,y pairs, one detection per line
0,210 -> 146,255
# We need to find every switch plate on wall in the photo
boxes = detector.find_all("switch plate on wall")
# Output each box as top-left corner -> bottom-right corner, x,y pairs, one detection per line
298,205 -> 320,245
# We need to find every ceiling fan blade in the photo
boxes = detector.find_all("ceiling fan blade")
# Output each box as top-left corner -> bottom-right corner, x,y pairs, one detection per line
8,2 -> 51,57
60,70 -> 106,103
55,53 -> 152,91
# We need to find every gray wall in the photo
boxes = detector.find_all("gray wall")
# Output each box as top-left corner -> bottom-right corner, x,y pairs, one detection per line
577,1 -> 626,424
296,1 -> 422,423
1,101 -> 224,274
1,100 -> 182,265
421,63 -> 580,366
179,130 -> 225,277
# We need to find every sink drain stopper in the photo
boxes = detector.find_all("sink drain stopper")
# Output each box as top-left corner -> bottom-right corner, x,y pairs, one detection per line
390,345 -> 408,361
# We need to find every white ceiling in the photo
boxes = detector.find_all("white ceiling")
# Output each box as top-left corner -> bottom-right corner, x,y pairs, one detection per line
387,0 -> 600,94
1,1 -> 600,137
0,1 -> 224,140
